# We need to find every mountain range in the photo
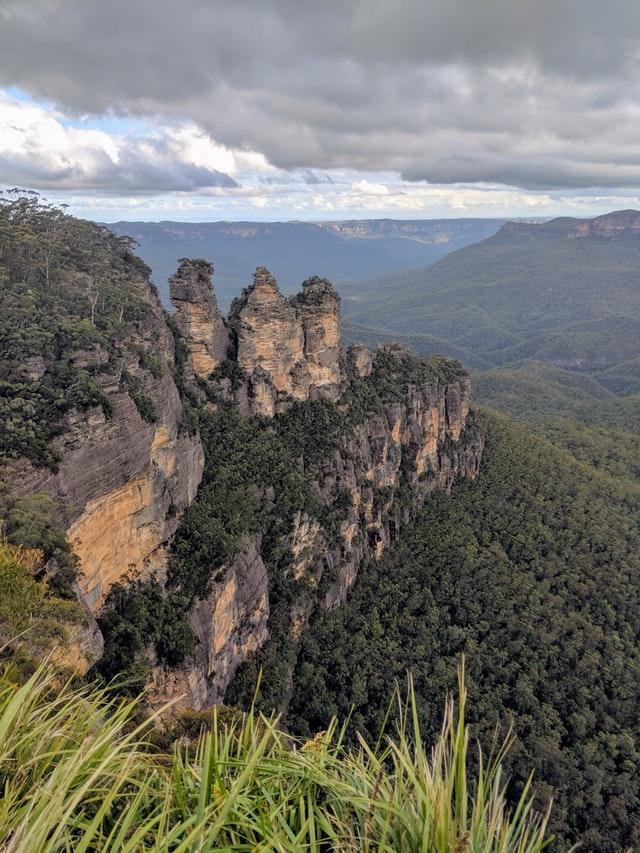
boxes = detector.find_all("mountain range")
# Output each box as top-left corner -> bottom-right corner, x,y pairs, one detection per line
342,209 -> 640,395
108,218 -> 506,309
2,199 -> 640,850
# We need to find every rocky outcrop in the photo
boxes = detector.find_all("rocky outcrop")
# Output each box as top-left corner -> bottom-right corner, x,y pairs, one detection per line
294,277 -> 342,401
6,277 -> 204,613
155,264 -> 483,710
229,267 -> 309,416
348,343 -> 373,378
170,259 -> 230,380
308,349 -> 482,612
51,606 -> 104,676
175,266 -> 344,417
149,537 -> 269,710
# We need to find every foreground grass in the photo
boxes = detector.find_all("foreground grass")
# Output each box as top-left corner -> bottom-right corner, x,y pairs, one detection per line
0,663 -> 550,851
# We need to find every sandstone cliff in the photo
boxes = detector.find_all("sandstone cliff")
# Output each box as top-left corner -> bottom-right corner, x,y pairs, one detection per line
4,264 -> 204,615
147,286 -> 483,710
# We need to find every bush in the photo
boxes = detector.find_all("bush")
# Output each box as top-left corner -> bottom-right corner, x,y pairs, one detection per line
0,662 -> 551,851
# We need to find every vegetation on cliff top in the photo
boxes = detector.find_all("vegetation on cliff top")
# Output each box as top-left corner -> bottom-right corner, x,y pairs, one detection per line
0,193 -> 155,468
0,663 -> 549,851
0,539 -> 84,679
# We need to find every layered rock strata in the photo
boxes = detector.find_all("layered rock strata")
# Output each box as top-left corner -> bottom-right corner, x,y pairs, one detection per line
170,259 -> 229,380
6,275 -> 204,613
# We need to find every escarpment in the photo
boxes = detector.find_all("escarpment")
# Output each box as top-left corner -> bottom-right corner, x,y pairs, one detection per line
0,202 -> 482,704
1,210 -> 204,630
140,262 -> 484,711
5,281 -> 204,613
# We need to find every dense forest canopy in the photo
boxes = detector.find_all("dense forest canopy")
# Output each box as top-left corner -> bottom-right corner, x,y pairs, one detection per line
0,192 -> 155,468
287,413 -> 640,851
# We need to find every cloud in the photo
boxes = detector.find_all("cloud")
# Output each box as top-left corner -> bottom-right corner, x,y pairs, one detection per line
351,180 -> 390,196
1,0 -> 640,192
0,94 -> 239,192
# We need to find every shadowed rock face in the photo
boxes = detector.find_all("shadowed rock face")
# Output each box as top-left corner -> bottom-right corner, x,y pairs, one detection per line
170,259 -> 229,379
148,537 -> 269,711
7,275 -> 204,614
295,277 -> 342,402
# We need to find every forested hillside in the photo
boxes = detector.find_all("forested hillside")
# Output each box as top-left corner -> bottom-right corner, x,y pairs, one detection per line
342,211 -> 640,395
474,362 -> 640,484
288,412 -> 640,851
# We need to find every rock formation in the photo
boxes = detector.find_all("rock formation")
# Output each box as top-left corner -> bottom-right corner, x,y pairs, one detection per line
6,275 -> 204,613
294,276 -> 342,401
149,335 -> 483,708
170,259 -> 229,380
229,267 -> 309,416
176,266 -> 343,417
149,537 -> 269,712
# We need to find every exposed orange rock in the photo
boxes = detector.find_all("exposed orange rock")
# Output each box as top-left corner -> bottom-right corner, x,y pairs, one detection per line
223,268 -> 343,416
170,259 -> 229,379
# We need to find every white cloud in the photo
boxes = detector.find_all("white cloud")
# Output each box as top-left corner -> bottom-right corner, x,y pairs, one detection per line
164,125 -> 273,177
0,92 -> 242,192
351,180 -> 390,196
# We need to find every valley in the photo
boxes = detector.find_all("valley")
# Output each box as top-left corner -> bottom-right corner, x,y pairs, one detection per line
108,218 -> 506,309
1,198 -> 639,851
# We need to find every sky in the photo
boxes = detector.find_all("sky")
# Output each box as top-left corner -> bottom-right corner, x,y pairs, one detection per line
1,0 -> 640,222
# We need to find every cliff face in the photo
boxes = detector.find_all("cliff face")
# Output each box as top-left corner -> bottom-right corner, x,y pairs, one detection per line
149,537 -> 269,712
319,362 -> 479,612
498,209 -> 640,242
6,274 -> 204,614
149,281 -> 483,709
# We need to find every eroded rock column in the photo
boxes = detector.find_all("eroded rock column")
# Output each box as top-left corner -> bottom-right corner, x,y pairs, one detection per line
170,259 -> 229,379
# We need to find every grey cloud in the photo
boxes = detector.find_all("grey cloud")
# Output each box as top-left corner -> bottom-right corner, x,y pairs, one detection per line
0,132 -> 238,193
1,0 -> 640,190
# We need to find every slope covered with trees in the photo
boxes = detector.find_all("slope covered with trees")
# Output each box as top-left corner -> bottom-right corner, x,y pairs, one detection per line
288,413 -> 640,852
0,192 -> 157,469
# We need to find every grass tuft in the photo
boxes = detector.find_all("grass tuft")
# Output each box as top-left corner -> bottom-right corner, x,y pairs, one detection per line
0,661 -> 552,851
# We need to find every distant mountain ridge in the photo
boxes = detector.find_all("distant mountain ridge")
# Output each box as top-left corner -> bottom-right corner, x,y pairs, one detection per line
497,208 -> 640,241
108,217 -> 506,308
342,209 -> 640,395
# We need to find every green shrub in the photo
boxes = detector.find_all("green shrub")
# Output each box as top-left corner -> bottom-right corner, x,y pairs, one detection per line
0,662 -> 551,851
